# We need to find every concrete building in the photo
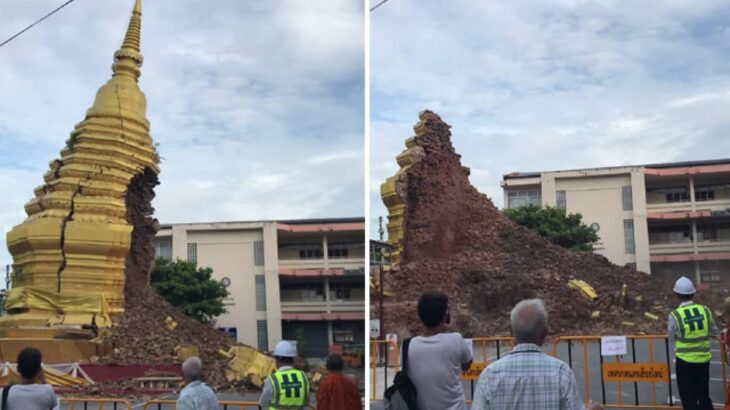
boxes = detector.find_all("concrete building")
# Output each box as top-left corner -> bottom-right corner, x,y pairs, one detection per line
153,218 -> 365,360
501,159 -> 730,288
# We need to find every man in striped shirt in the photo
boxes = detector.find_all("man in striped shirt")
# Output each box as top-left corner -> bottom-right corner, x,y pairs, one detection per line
471,299 -> 602,410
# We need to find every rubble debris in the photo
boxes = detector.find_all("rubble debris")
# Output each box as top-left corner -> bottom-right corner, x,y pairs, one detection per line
644,312 -> 659,321
377,111 -> 727,338
568,279 -> 597,300
165,316 -> 178,330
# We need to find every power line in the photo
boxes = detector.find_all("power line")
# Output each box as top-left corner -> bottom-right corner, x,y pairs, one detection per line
0,0 -> 77,50
370,0 -> 391,12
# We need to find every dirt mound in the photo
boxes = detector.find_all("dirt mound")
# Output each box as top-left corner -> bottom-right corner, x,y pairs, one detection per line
378,111 -> 724,338
102,292 -> 235,389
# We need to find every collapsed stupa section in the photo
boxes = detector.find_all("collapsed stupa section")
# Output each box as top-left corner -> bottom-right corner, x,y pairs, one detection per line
5,0 -> 158,324
379,111 -> 690,337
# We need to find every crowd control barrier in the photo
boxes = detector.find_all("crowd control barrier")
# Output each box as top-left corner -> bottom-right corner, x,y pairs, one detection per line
369,334 -> 728,408
370,339 -> 399,400
142,400 -> 318,409
61,397 -> 132,409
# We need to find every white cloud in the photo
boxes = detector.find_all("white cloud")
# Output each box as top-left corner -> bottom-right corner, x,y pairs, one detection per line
371,0 -> 730,229
0,0 -> 364,267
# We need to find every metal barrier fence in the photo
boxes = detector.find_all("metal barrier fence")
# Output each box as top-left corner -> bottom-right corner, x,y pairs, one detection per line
142,399 -> 317,409
61,397 -> 132,409
370,334 -> 729,408
550,335 -> 727,409
370,339 -> 399,401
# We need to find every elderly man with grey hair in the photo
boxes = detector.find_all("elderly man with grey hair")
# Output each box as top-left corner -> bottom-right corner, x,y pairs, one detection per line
176,356 -> 220,410
471,299 -> 602,410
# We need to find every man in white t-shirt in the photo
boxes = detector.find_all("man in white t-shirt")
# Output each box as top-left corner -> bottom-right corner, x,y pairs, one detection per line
404,291 -> 473,410
1,347 -> 59,410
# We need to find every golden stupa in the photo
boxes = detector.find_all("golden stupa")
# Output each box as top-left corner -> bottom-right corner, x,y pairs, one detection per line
0,0 -> 159,361
379,111 -> 432,267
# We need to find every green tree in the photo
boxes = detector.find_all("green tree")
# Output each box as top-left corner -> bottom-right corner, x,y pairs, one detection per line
503,205 -> 599,251
150,258 -> 229,325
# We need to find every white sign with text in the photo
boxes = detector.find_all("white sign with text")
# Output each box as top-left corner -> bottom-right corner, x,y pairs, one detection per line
370,319 -> 380,339
601,336 -> 627,356
465,338 -> 474,357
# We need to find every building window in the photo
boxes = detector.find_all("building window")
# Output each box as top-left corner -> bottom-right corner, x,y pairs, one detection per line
298,246 -> 322,259
507,190 -> 541,208
695,188 -> 715,202
333,329 -> 355,343
257,320 -> 268,351
663,188 -> 689,203
649,225 -> 691,244
625,263 -> 636,270
187,243 -> 197,264
556,190 -> 566,210
280,281 -> 324,301
624,219 -> 635,254
327,244 -> 349,259
696,224 -> 719,242
255,275 -> 267,311
254,241 -> 265,266
154,240 -> 172,260
622,186 -> 633,211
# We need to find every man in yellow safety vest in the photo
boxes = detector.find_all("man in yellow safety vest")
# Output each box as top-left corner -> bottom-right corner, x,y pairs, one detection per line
258,340 -> 310,410
668,276 -> 718,410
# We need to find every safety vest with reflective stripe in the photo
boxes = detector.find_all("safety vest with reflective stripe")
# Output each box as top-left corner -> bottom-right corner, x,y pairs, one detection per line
671,303 -> 712,363
267,368 -> 309,410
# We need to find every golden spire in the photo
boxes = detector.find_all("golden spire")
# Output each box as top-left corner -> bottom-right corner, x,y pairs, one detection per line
112,0 -> 143,80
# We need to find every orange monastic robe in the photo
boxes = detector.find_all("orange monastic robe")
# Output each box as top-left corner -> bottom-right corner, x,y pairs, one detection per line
315,372 -> 361,410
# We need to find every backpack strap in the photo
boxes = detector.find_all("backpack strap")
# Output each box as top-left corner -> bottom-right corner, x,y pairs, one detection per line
2,384 -> 11,409
402,338 -> 412,375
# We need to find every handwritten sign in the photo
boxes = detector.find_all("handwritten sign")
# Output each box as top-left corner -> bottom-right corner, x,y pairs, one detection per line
601,336 -> 627,356
461,362 -> 488,380
602,363 -> 669,382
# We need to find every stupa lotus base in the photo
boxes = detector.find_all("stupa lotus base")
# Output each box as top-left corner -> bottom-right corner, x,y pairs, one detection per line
0,312 -> 109,363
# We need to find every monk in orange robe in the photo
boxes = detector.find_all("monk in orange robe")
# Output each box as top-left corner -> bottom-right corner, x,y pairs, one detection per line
316,354 -> 362,410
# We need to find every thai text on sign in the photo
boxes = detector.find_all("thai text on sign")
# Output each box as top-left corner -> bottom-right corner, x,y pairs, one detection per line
461,362 -> 488,380
602,363 -> 669,382
600,336 -> 627,356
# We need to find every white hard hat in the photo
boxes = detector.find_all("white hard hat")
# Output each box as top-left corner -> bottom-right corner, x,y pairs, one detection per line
272,341 -> 297,358
673,276 -> 696,295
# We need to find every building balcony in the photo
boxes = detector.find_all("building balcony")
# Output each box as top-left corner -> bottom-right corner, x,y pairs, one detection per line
646,199 -> 730,218
326,258 -> 365,272
649,239 -> 730,262
650,240 -> 730,255
278,258 -> 364,276
279,258 -> 327,269
280,300 -> 328,312
280,300 -> 364,314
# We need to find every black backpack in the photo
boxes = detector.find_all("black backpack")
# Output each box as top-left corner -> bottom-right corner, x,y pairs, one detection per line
1,384 -> 11,409
384,337 -> 418,410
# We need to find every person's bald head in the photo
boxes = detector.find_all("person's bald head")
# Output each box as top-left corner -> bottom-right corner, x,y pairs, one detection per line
182,356 -> 204,382
510,299 -> 548,345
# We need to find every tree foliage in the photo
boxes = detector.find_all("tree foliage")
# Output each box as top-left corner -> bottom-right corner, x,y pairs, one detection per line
503,205 -> 599,251
150,258 -> 229,325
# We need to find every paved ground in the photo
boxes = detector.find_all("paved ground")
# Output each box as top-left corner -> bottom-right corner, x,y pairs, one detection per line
369,340 -> 727,409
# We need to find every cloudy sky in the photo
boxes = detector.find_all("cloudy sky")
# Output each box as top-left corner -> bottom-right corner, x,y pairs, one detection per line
371,0 -> 730,236
0,0 -> 364,267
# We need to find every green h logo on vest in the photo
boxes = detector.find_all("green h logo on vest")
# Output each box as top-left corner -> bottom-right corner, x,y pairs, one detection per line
682,307 -> 705,332
281,372 -> 302,398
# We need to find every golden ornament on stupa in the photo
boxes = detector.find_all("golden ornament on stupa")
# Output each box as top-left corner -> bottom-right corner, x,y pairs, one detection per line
0,0 -> 158,361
